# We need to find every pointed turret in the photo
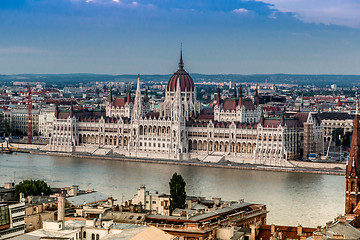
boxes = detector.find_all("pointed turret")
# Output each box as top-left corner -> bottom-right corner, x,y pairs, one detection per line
55,104 -> 59,118
133,74 -> 142,120
178,47 -> 184,70
126,83 -> 131,103
69,104 -> 74,117
280,110 -> 285,126
238,85 -> 243,106
260,109 -> 265,126
254,84 -> 259,106
144,87 -> 149,103
108,88 -> 113,103
345,96 -> 360,214
217,85 -> 221,106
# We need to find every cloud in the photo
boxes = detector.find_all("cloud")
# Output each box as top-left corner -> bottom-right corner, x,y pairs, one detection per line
233,8 -> 249,13
0,46 -> 48,54
254,0 -> 360,28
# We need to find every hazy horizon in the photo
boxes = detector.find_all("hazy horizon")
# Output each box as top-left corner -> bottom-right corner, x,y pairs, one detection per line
1,0 -> 360,75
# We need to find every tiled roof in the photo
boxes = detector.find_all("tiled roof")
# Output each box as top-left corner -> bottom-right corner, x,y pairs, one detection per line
256,224 -> 315,240
318,112 -> 353,120
167,69 -> 195,92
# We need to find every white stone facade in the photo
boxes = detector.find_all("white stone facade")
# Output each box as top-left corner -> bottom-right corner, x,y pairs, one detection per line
47,57 -> 323,166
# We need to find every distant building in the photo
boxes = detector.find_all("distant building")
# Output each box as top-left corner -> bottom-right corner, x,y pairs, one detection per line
38,107 -> 56,139
318,112 -> 353,142
2,108 -> 39,136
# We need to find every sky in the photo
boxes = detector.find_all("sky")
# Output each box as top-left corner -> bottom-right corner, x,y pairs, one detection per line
1,0 -> 360,75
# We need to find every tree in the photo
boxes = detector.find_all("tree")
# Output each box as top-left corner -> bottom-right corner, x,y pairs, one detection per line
2,119 -> 12,137
343,131 -> 352,150
332,128 -> 344,146
15,180 -> 52,200
332,128 -> 352,151
169,173 -> 186,214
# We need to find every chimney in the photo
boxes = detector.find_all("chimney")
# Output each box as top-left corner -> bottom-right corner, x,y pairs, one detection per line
71,185 -> 79,196
186,199 -> 193,209
271,224 -> 276,234
182,210 -> 187,217
337,216 -> 346,223
19,193 -> 25,202
326,221 -> 333,228
250,225 -> 256,240
297,225 -> 303,235
58,196 -> 65,227
313,233 -> 323,240
212,197 -> 221,206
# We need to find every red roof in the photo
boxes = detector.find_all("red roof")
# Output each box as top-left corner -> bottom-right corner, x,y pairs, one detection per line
223,99 -> 237,111
257,225 -> 315,240
222,98 -> 255,111
167,69 -> 194,92
112,97 -> 128,107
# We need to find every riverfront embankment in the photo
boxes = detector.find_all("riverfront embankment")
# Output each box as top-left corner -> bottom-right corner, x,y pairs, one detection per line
13,143 -> 345,176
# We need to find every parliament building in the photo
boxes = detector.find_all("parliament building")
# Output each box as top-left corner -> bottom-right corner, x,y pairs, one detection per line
48,51 -> 323,167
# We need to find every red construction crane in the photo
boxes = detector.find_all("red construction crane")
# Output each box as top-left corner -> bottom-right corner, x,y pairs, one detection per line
28,85 -> 32,144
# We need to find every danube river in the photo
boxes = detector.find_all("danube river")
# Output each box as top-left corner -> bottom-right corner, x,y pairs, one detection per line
0,153 -> 344,227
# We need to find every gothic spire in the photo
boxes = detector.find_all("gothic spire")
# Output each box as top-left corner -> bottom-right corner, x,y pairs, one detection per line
238,85 -> 243,106
260,109 -> 265,125
70,103 -> 74,117
233,84 -> 237,98
136,74 -> 140,93
356,94 -> 359,115
254,84 -> 259,106
280,110 -> 285,126
127,83 -> 131,103
345,95 -> 360,214
108,87 -> 113,103
178,46 -> 184,70
217,85 -> 221,106
133,74 -> 142,120
144,87 -> 149,103
55,104 -> 59,118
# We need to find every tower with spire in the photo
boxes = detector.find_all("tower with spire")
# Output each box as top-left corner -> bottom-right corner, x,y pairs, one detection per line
345,97 -> 360,215
160,47 -> 200,120
132,74 -> 143,120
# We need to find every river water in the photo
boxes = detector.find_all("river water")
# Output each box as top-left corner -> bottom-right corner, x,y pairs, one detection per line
0,153 -> 344,227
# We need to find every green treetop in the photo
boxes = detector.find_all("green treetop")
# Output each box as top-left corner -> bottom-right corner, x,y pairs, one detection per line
15,180 -> 52,200
169,172 -> 186,214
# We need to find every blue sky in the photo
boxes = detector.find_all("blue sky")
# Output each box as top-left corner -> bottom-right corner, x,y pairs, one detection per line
1,0 -> 360,74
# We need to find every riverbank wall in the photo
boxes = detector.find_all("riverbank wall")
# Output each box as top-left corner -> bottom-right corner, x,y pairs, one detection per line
12,143 -> 345,176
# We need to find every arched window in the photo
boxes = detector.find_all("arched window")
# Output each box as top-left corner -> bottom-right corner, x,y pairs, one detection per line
92,233 -> 95,240
83,231 -> 86,238
96,234 -> 100,240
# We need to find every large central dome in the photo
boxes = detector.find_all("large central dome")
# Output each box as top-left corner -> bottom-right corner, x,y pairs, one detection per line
166,49 -> 195,92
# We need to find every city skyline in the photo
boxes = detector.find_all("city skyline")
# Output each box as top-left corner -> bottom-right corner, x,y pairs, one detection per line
1,0 -> 360,75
